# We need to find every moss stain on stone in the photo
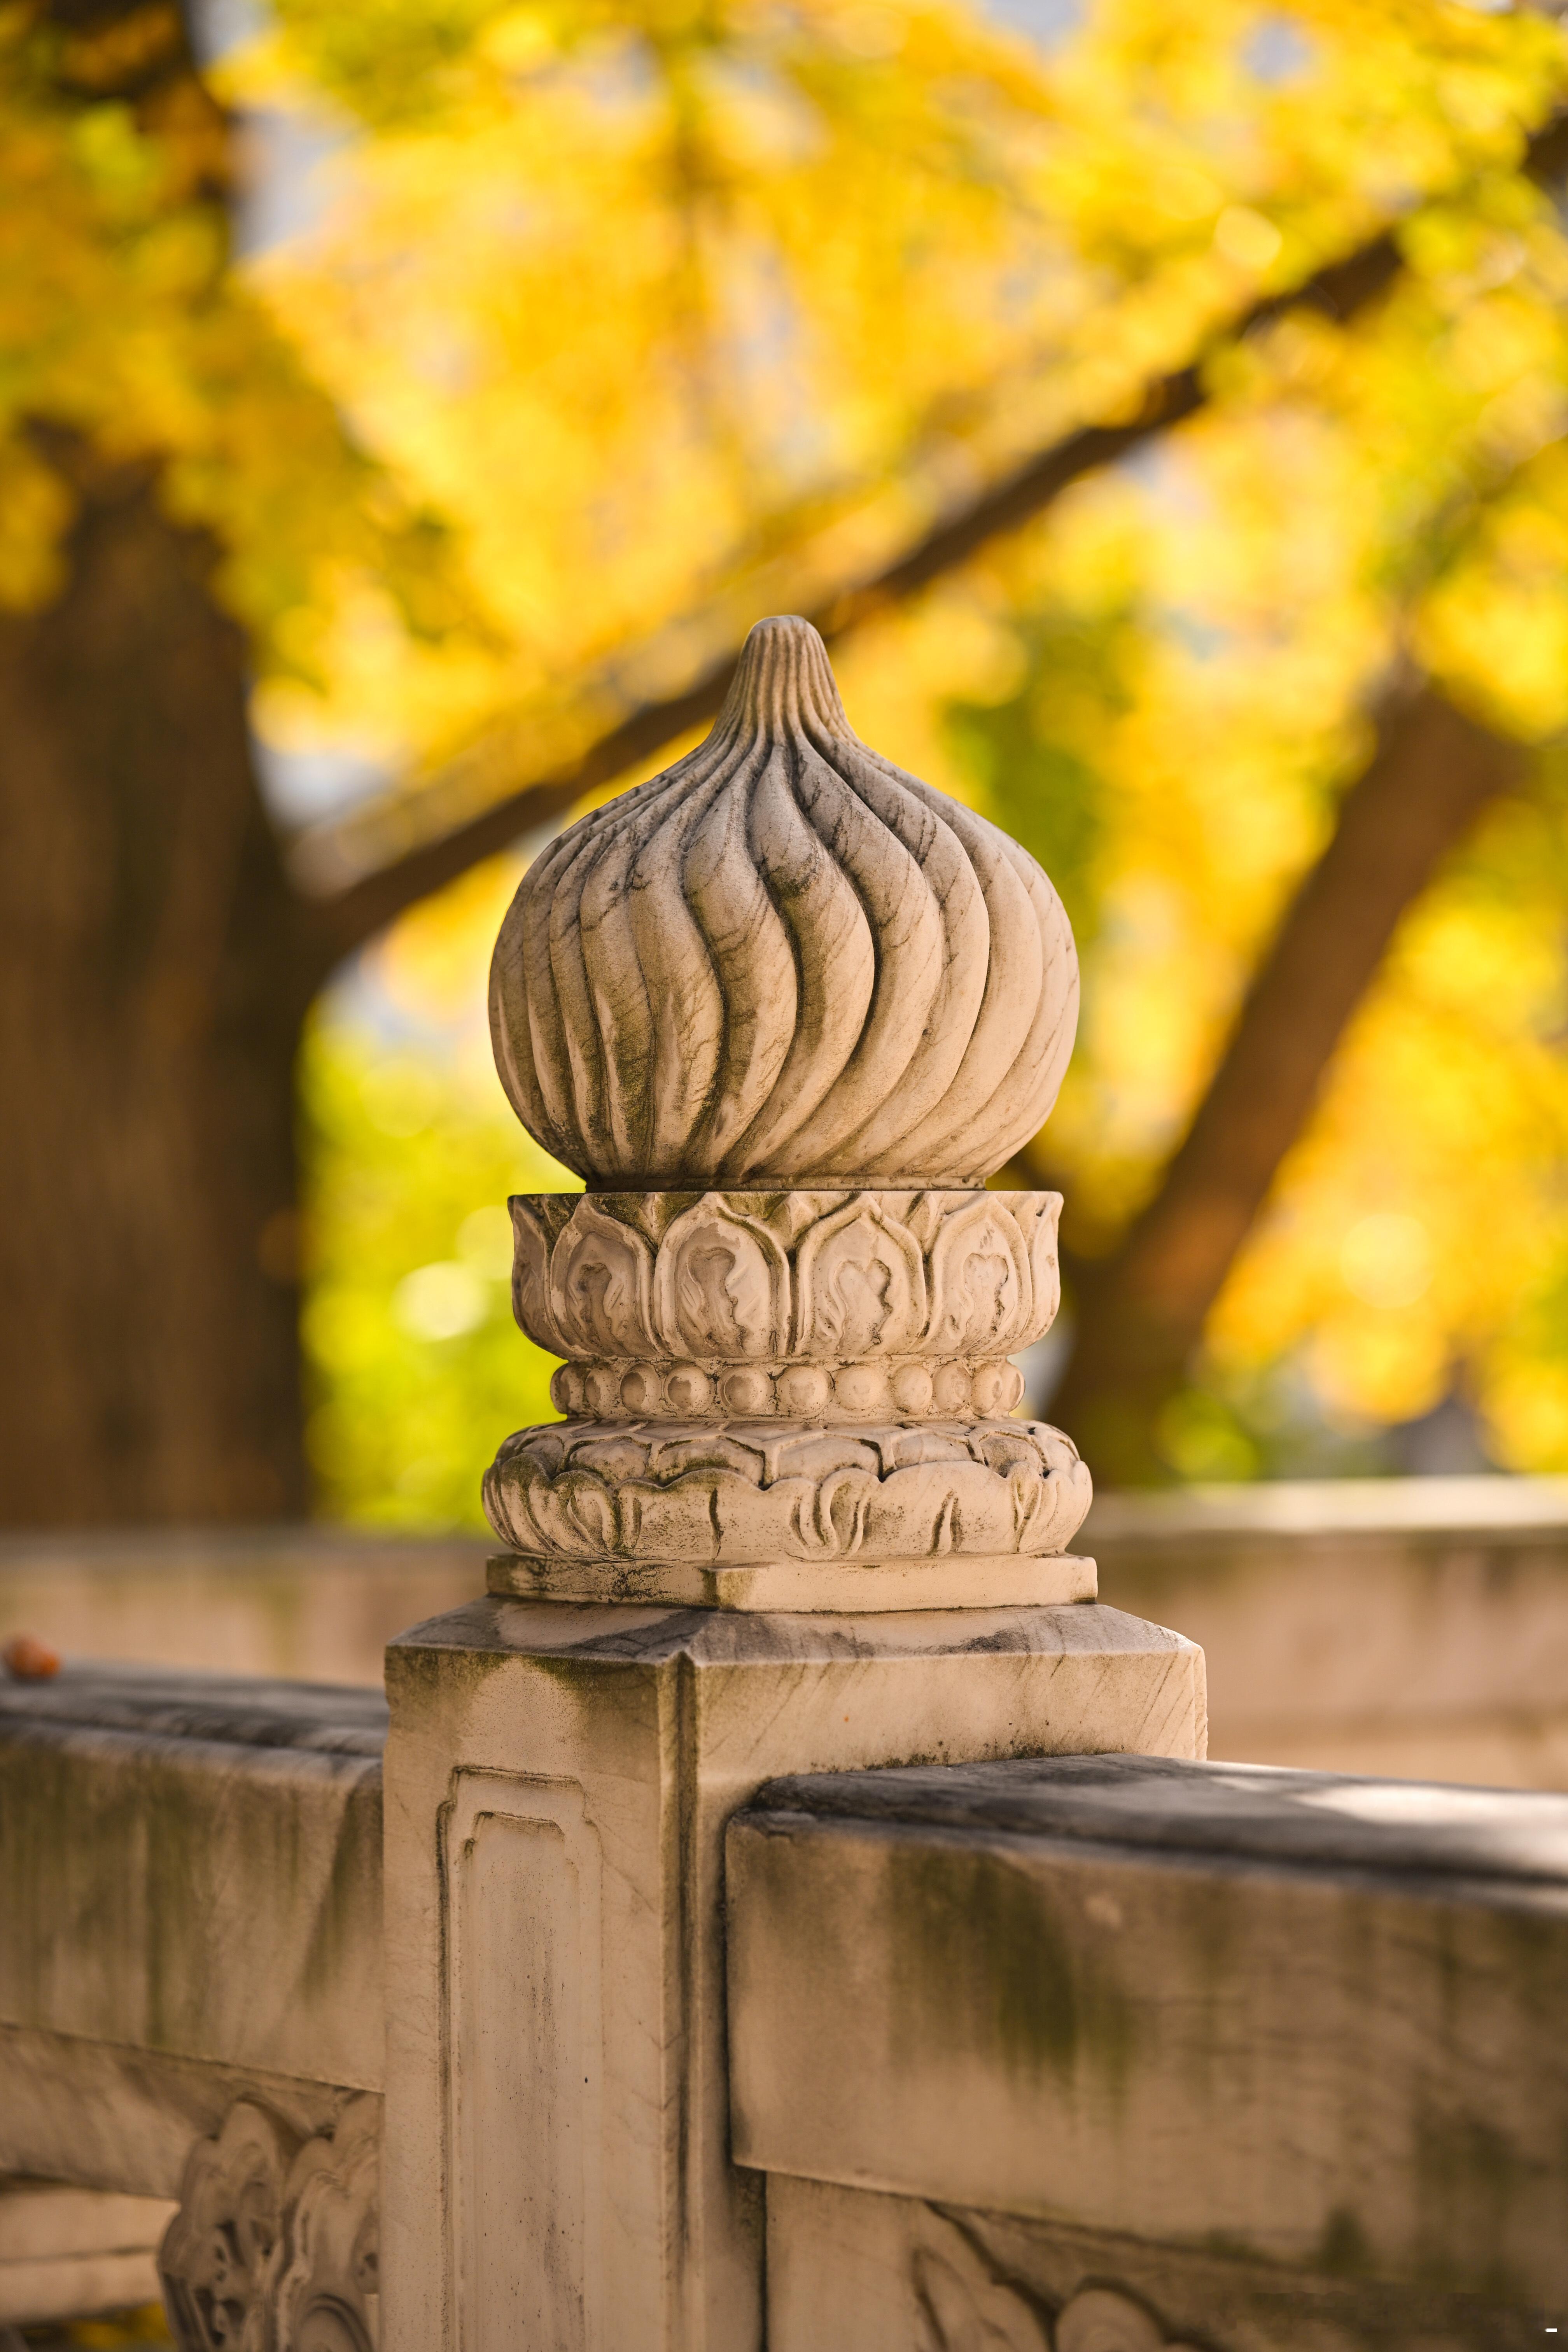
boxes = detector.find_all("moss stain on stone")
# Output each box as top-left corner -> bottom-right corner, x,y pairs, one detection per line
883,1839 -> 1138,2095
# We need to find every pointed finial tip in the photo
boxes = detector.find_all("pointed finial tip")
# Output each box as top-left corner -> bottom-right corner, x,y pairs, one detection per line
724,614 -> 850,738
742,612 -> 817,644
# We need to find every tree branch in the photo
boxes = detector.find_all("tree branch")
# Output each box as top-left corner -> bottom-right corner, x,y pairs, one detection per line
1047,683 -> 1530,1480
301,102 -> 1568,976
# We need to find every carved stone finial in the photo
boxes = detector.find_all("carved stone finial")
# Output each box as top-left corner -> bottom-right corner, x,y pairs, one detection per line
489,614 -> 1078,1187
482,618 -> 1094,1610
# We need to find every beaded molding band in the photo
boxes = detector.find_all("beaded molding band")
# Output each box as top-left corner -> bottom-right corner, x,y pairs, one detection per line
550,1356 -> 1027,1421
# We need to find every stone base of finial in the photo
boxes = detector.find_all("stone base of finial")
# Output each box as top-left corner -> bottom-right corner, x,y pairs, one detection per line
485,1547 -> 1096,1612
493,1184 -> 1093,1612
481,1411 -> 1094,1613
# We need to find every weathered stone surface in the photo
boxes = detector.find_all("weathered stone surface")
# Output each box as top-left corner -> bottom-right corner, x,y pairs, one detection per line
726,1753 -> 1568,2319
483,1415 -> 1093,1609
480,621 -> 1092,1608
0,1666 -> 388,2334
0,1523 -> 490,1687
489,618 -> 1077,1189
13,1481 -> 1568,1784
763,2177 -> 1550,2352
0,1664 -> 386,2133
0,2028 -> 369,2205
382,616 -> 1208,2352
380,1599 -> 1204,2352
1086,1474 -> 1568,1785
484,1545 -> 1096,1613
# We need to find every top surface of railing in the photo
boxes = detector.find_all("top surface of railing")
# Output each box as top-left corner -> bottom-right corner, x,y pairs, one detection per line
1083,1470 -> 1568,1544
747,1749 -> 1568,1883
0,1658 -> 388,1756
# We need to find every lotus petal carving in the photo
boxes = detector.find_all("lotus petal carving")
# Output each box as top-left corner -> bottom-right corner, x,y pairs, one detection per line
490,616 -> 1078,1185
653,1197 -> 788,1357
159,2098 -> 381,2352
482,1416 -> 1092,1564
508,1189 -> 1062,1404
794,1198 -> 926,1356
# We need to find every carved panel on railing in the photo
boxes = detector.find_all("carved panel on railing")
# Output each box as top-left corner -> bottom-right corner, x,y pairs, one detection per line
914,2212 -> 1206,2352
159,2095 -> 380,2352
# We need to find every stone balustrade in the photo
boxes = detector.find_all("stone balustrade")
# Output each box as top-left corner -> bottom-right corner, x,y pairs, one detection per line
0,1661 -> 383,2344
12,1475 -> 1568,1789
6,1669 -> 1567,2347
6,617 -> 1562,2351
728,1752 -> 1568,2350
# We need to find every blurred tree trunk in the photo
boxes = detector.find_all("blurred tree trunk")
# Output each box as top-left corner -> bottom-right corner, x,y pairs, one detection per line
1047,686 -> 1528,1483
0,0 -> 316,1523
0,456 -> 315,1521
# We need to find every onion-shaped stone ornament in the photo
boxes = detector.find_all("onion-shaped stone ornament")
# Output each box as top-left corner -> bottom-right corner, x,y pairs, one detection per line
490,615 -> 1078,1186
483,615 -> 1094,1608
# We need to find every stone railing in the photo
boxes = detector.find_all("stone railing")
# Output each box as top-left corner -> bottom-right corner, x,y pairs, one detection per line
727,1752 -> 1568,2350
12,1473 -> 1568,1790
6,1669 -> 1567,2347
3,619 -> 1561,2349
0,1661 -> 384,2342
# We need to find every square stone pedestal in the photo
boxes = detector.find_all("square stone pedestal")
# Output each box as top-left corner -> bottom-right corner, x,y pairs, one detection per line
381,1594 -> 1205,2352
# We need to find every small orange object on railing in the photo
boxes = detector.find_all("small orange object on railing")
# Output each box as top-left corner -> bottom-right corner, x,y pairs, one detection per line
2,1632 -> 60,1680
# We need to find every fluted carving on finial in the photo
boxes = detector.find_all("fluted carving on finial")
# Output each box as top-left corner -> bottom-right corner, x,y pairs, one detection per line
490,615 -> 1078,1185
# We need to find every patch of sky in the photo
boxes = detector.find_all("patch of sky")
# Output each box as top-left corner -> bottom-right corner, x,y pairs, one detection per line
720,244 -> 832,481
1118,437 -> 1211,521
190,0 -> 265,69
1241,13 -> 1316,89
191,0 -> 354,258
976,0 -> 1081,54
702,52 -> 827,164
998,253 -> 1076,325
254,740 -> 395,828
320,954 -> 461,1052
572,32 -> 662,119
232,105 -> 354,258
1156,604 -> 1230,662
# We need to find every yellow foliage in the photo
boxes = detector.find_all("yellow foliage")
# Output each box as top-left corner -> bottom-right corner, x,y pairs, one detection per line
14,0 -> 1568,1500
